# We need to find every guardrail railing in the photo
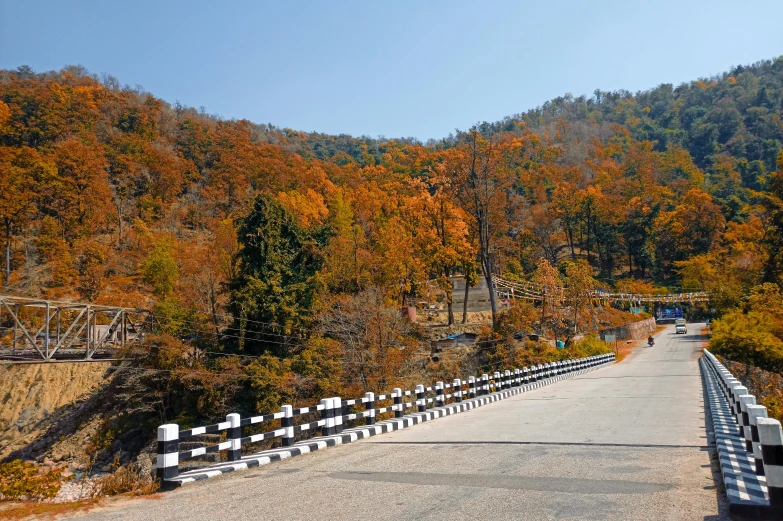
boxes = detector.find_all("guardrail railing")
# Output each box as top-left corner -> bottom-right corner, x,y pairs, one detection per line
157,353 -> 615,481
702,349 -> 782,516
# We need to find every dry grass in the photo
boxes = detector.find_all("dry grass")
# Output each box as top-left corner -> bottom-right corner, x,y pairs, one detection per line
0,498 -> 100,520
94,460 -> 159,497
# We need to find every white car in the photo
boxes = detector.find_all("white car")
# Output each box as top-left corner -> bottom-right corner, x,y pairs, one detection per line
675,320 -> 687,334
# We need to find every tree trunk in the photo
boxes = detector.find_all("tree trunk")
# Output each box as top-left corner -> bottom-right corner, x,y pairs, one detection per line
4,219 -> 10,287
462,280 -> 470,324
445,267 -> 454,326
116,201 -> 123,249
585,209 -> 591,264
566,225 -> 576,260
482,262 -> 498,330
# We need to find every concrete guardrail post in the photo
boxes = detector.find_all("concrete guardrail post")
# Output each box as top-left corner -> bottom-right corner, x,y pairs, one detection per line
757,418 -> 783,507
416,385 -> 426,412
514,368 -> 520,387
748,404 -> 768,474
468,376 -> 476,398
454,378 -> 462,402
156,424 -> 179,480
726,379 -> 739,400
482,374 -> 489,395
738,395 -> 756,451
227,412 -> 241,461
333,397 -> 343,433
365,392 -> 375,425
281,404 -> 294,447
729,384 -> 747,435
436,381 -> 444,407
394,388 -> 403,418
320,397 -> 333,435
493,371 -> 501,392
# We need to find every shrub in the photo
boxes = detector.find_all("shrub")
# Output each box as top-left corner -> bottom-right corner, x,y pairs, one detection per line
569,335 -> 614,358
0,460 -> 66,501
710,311 -> 783,374
718,356 -> 783,422
95,459 -> 158,496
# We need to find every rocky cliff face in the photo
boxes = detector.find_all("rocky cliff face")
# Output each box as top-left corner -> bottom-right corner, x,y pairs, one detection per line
0,362 -> 112,462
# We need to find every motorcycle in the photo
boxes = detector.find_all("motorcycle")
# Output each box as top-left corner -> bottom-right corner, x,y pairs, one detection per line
647,338 -> 655,347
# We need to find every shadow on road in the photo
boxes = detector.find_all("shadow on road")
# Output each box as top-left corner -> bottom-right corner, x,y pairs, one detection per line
371,440 -> 710,449
699,356 -> 732,521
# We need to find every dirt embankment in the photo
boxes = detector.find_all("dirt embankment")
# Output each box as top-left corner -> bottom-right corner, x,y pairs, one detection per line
0,362 -> 113,461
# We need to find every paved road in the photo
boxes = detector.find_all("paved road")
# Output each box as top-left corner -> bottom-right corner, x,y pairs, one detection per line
73,324 -> 729,521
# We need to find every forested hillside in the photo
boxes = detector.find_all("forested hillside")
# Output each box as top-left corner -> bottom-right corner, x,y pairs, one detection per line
1,57 -> 783,463
2,59 -> 782,308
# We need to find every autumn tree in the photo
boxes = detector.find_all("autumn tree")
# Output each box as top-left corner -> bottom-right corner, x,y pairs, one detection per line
447,129 -> 521,328
532,257 -> 564,337
564,260 -> 598,334
0,147 -> 51,285
316,287 -> 417,392
409,178 -> 475,325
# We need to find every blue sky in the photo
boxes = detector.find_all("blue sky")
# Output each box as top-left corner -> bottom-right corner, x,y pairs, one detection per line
1,1 -> 782,140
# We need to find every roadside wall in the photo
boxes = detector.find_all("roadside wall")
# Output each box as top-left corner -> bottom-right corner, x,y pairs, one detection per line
600,317 -> 657,341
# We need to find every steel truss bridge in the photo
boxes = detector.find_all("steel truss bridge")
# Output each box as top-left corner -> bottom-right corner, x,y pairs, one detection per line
0,295 -> 151,361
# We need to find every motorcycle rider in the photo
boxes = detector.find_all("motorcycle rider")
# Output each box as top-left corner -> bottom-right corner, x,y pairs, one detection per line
647,335 -> 655,347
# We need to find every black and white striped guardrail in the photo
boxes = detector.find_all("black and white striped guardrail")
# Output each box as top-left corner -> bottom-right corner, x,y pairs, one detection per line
701,349 -> 783,519
157,353 -> 616,487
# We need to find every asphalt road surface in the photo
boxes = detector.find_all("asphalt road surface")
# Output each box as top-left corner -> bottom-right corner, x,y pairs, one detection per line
71,323 -> 729,521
